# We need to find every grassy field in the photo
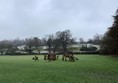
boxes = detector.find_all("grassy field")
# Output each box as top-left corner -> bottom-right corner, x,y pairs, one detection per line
0,55 -> 118,83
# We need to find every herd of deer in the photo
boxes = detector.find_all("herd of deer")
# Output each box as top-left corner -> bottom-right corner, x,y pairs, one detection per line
32,51 -> 79,62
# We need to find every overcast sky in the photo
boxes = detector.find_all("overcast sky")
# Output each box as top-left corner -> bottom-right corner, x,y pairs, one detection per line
0,0 -> 118,41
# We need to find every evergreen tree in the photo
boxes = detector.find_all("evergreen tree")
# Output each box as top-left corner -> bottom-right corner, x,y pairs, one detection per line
101,9 -> 118,55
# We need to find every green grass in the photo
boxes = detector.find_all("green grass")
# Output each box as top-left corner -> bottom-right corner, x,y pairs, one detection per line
0,55 -> 118,83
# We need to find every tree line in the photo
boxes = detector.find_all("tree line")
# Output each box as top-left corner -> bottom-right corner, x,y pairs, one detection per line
0,29 -> 101,55
0,30 -> 77,55
0,8 -> 118,56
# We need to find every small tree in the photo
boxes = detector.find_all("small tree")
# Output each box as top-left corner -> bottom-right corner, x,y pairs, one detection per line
24,37 -> 41,54
32,37 -> 41,54
25,38 -> 34,54
92,34 -> 102,45
43,35 -> 54,53
0,40 -> 11,55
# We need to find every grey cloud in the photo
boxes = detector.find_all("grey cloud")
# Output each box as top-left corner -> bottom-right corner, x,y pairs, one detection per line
0,0 -> 118,40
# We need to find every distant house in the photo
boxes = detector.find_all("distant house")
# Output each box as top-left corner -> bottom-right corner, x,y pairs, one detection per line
17,45 -> 26,50
40,46 -> 48,54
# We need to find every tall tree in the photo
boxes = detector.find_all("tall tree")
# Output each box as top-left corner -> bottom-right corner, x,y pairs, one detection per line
56,29 -> 74,52
101,9 -> 118,55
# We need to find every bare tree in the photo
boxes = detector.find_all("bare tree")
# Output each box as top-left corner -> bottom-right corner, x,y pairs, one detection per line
32,37 -> 41,53
24,37 -> 41,54
25,38 -> 34,54
0,40 -> 15,55
43,34 -> 54,53
12,38 -> 25,47
79,38 -> 85,44
52,36 -> 61,53
56,29 -> 74,52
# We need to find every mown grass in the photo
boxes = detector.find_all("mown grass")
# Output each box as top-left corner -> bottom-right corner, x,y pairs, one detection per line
0,55 -> 118,83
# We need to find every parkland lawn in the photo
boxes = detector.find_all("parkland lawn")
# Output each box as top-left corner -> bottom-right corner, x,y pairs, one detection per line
0,55 -> 118,83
